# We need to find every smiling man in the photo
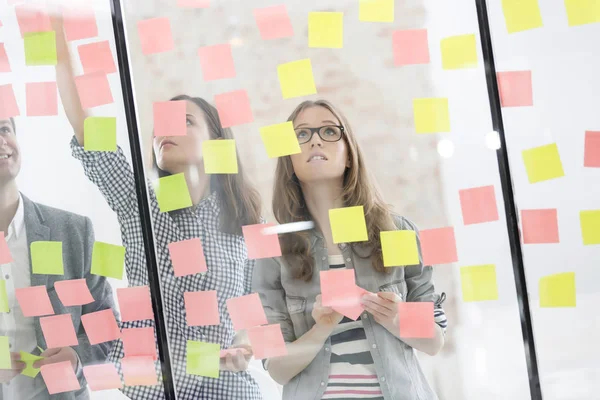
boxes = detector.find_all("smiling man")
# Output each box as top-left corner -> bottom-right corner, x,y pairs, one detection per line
0,117 -> 117,400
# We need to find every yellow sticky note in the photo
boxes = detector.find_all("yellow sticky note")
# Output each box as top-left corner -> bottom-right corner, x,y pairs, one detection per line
84,117 -> 117,152
522,143 -> 565,183
441,34 -> 478,70
203,139 -> 239,174
359,0 -> 394,22
154,173 -> 193,212
260,121 -> 301,158
309,12 -> 343,48
413,98 -> 450,133
580,210 -> 600,245
24,31 -> 57,66
0,336 -> 10,369
460,264 -> 498,302
31,241 -> 64,275
277,59 -> 317,100
329,206 -> 368,244
539,272 -> 576,307
0,280 -> 8,313
91,242 -> 126,280
186,340 -> 220,378
564,0 -> 600,26
501,0 -> 544,33
381,230 -> 420,267
20,352 -> 44,378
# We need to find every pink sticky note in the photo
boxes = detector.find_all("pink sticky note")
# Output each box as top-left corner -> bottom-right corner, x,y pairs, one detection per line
137,17 -> 174,55
393,29 -> 430,66
198,44 -> 236,81
62,4 -> 98,41
26,81 -> 58,116
459,185 -> 499,225
242,223 -> 282,260
83,364 -> 123,391
40,361 -> 80,394
321,270 -> 367,320
253,5 -> 294,40
521,209 -> 559,244
398,302 -> 435,338
40,314 -> 78,349
78,41 -> 116,75
15,286 -> 54,317
226,293 -> 268,331
584,131 -> 600,168
75,73 -> 113,109
247,324 -> 288,360
214,90 -> 254,128
168,238 -> 207,277
0,84 -> 20,119
0,44 -> 10,73
177,0 -> 210,7
0,232 -> 13,264
121,356 -> 158,386
122,327 -> 157,359
497,71 -> 533,107
117,286 -> 154,322
153,100 -> 187,137
54,279 -> 94,307
420,227 -> 458,265
219,348 -> 250,358
15,5 -> 51,37
185,290 -> 220,327
81,309 -> 120,345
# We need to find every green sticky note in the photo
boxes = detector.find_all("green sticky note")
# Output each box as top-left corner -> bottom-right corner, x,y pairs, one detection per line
154,173 -> 193,212
24,31 -> 57,66
31,241 -> 64,275
186,341 -> 220,378
20,352 -> 44,378
91,241 -> 125,280
0,280 -> 8,313
84,117 -> 117,152
0,336 -> 10,369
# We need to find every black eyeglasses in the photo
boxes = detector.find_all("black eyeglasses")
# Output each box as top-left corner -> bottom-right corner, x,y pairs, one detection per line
294,125 -> 345,144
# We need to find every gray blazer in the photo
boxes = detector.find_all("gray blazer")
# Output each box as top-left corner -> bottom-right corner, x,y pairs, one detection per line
0,195 -> 118,400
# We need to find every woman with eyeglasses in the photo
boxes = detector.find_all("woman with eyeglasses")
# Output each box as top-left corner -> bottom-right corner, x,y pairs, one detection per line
253,100 -> 447,400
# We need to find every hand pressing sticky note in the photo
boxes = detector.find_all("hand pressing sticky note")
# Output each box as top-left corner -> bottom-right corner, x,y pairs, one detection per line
413,98 -> 450,134
153,100 -> 187,137
392,29 -> 430,66
253,5 -> 294,40
242,223 -> 282,260
0,44 -> 11,72
0,232 -> 12,264
24,31 -> 57,66
83,364 -> 123,391
202,140 -> 239,174
198,44 -> 236,81
168,238 -> 207,277
260,121 -> 301,158
137,18 -> 174,55
460,264 -> 498,302
75,73 -> 113,109
20,352 -> 44,378
580,209 -> 600,245
40,361 -> 80,394
381,230 -> 420,267
398,302 -> 435,338
539,272 -> 576,307
117,286 -> 154,323
31,241 -> 64,275
329,206 -> 368,244
62,4 -> 98,42
84,117 -> 117,152
226,293 -> 268,331
459,185 -> 499,225
441,34 -> 478,70
497,71 -> 533,107
91,241 -> 125,280
214,90 -> 254,128
359,0 -> 394,22
564,0 -> 600,26
122,327 -> 157,359
0,280 -> 8,313
584,131 -> 600,168
0,84 -> 20,119
186,341 -> 220,378
521,209 -> 559,244
522,143 -> 565,183
420,227 -> 458,265
154,173 -> 193,212
247,324 -> 288,360
308,12 -> 344,48
277,59 -> 317,100
15,286 -> 54,317
40,314 -> 78,349
0,336 -> 10,369
78,41 -> 117,75
81,309 -> 120,345
185,291 -> 220,327
121,356 -> 157,386
501,0 -> 543,33
26,82 -> 58,117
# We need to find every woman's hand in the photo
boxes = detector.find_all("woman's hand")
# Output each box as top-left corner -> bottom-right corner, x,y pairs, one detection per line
312,294 -> 344,328
33,347 -> 79,370
0,353 -> 25,384
220,344 -> 253,373
361,292 -> 401,336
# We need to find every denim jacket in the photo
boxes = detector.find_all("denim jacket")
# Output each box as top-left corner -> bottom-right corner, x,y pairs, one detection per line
252,215 -> 442,400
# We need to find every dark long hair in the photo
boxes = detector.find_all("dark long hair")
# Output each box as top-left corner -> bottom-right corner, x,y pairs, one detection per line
151,95 -> 261,235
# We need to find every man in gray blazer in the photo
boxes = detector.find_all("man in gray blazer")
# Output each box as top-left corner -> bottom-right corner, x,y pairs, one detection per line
0,117 -> 117,399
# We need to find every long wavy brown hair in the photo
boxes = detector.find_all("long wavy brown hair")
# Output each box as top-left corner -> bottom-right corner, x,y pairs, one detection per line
152,95 -> 261,235
273,100 -> 396,281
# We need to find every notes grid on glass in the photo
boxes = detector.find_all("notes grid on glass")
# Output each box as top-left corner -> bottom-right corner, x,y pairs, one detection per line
320,269 -> 366,320
117,286 -> 155,323
25,81 -> 58,117
198,43 -> 236,81
253,4 -> 294,40
328,205 -> 369,244
392,29 -> 430,66
137,17 -> 174,55
459,185 -> 500,225
413,98 -> 450,134
168,238 -> 208,277
77,41 -> 117,75
153,100 -> 187,137
501,0 -> 543,33
247,324 -> 288,360
580,210 -> 600,245
277,59 -> 318,100
122,327 -> 158,359
497,71 -> 533,107
359,0 -> 395,23
40,314 -> 79,349
259,121 -> 301,158
0,44 -> 11,72
398,302 -> 435,338
242,223 -> 283,260
24,31 -> 57,66
420,227 -> 459,266
380,230 -> 420,267
521,209 -> 560,244
187,341 -> 220,378
202,139 -> 239,174
84,117 -> 117,152
14,286 -> 54,317
522,143 -> 565,184
214,90 -> 254,128
440,34 -> 478,70
0,84 -> 21,119
81,309 -> 121,345
226,293 -> 268,331
40,360 -> 80,394
121,356 -> 158,386
460,264 -> 499,302
154,173 -> 193,212
31,241 -> 64,275
308,12 -> 344,49
91,241 -> 125,280
184,290 -> 220,327
83,363 -> 123,391
584,131 -> 600,168
74,72 -> 114,109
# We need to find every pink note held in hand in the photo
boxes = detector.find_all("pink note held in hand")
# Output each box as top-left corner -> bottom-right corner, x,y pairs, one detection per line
81,309 -> 120,345
15,286 -> 54,317
226,293 -> 268,331
253,5 -> 294,40
26,81 -> 58,116
54,279 -> 94,307
398,302 -> 435,338
214,90 -> 254,128
121,356 -> 158,386
122,327 -> 157,359
393,29 -> 430,66
75,73 -> 113,109
521,209 -> 559,244
0,44 -> 10,73
185,290 -> 220,327
137,17 -> 174,55
40,361 -> 80,394
153,100 -> 187,137
420,227 -> 459,265
168,238 -> 207,277
117,286 -> 154,322
78,41 -> 117,75
15,5 -> 51,37
62,4 -> 98,41
40,314 -> 78,349
198,43 -> 236,81
83,363 -> 123,391
247,324 -> 288,359
0,232 -> 13,264
242,223 -> 282,260
0,84 -> 20,119
459,185 -> 499,225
